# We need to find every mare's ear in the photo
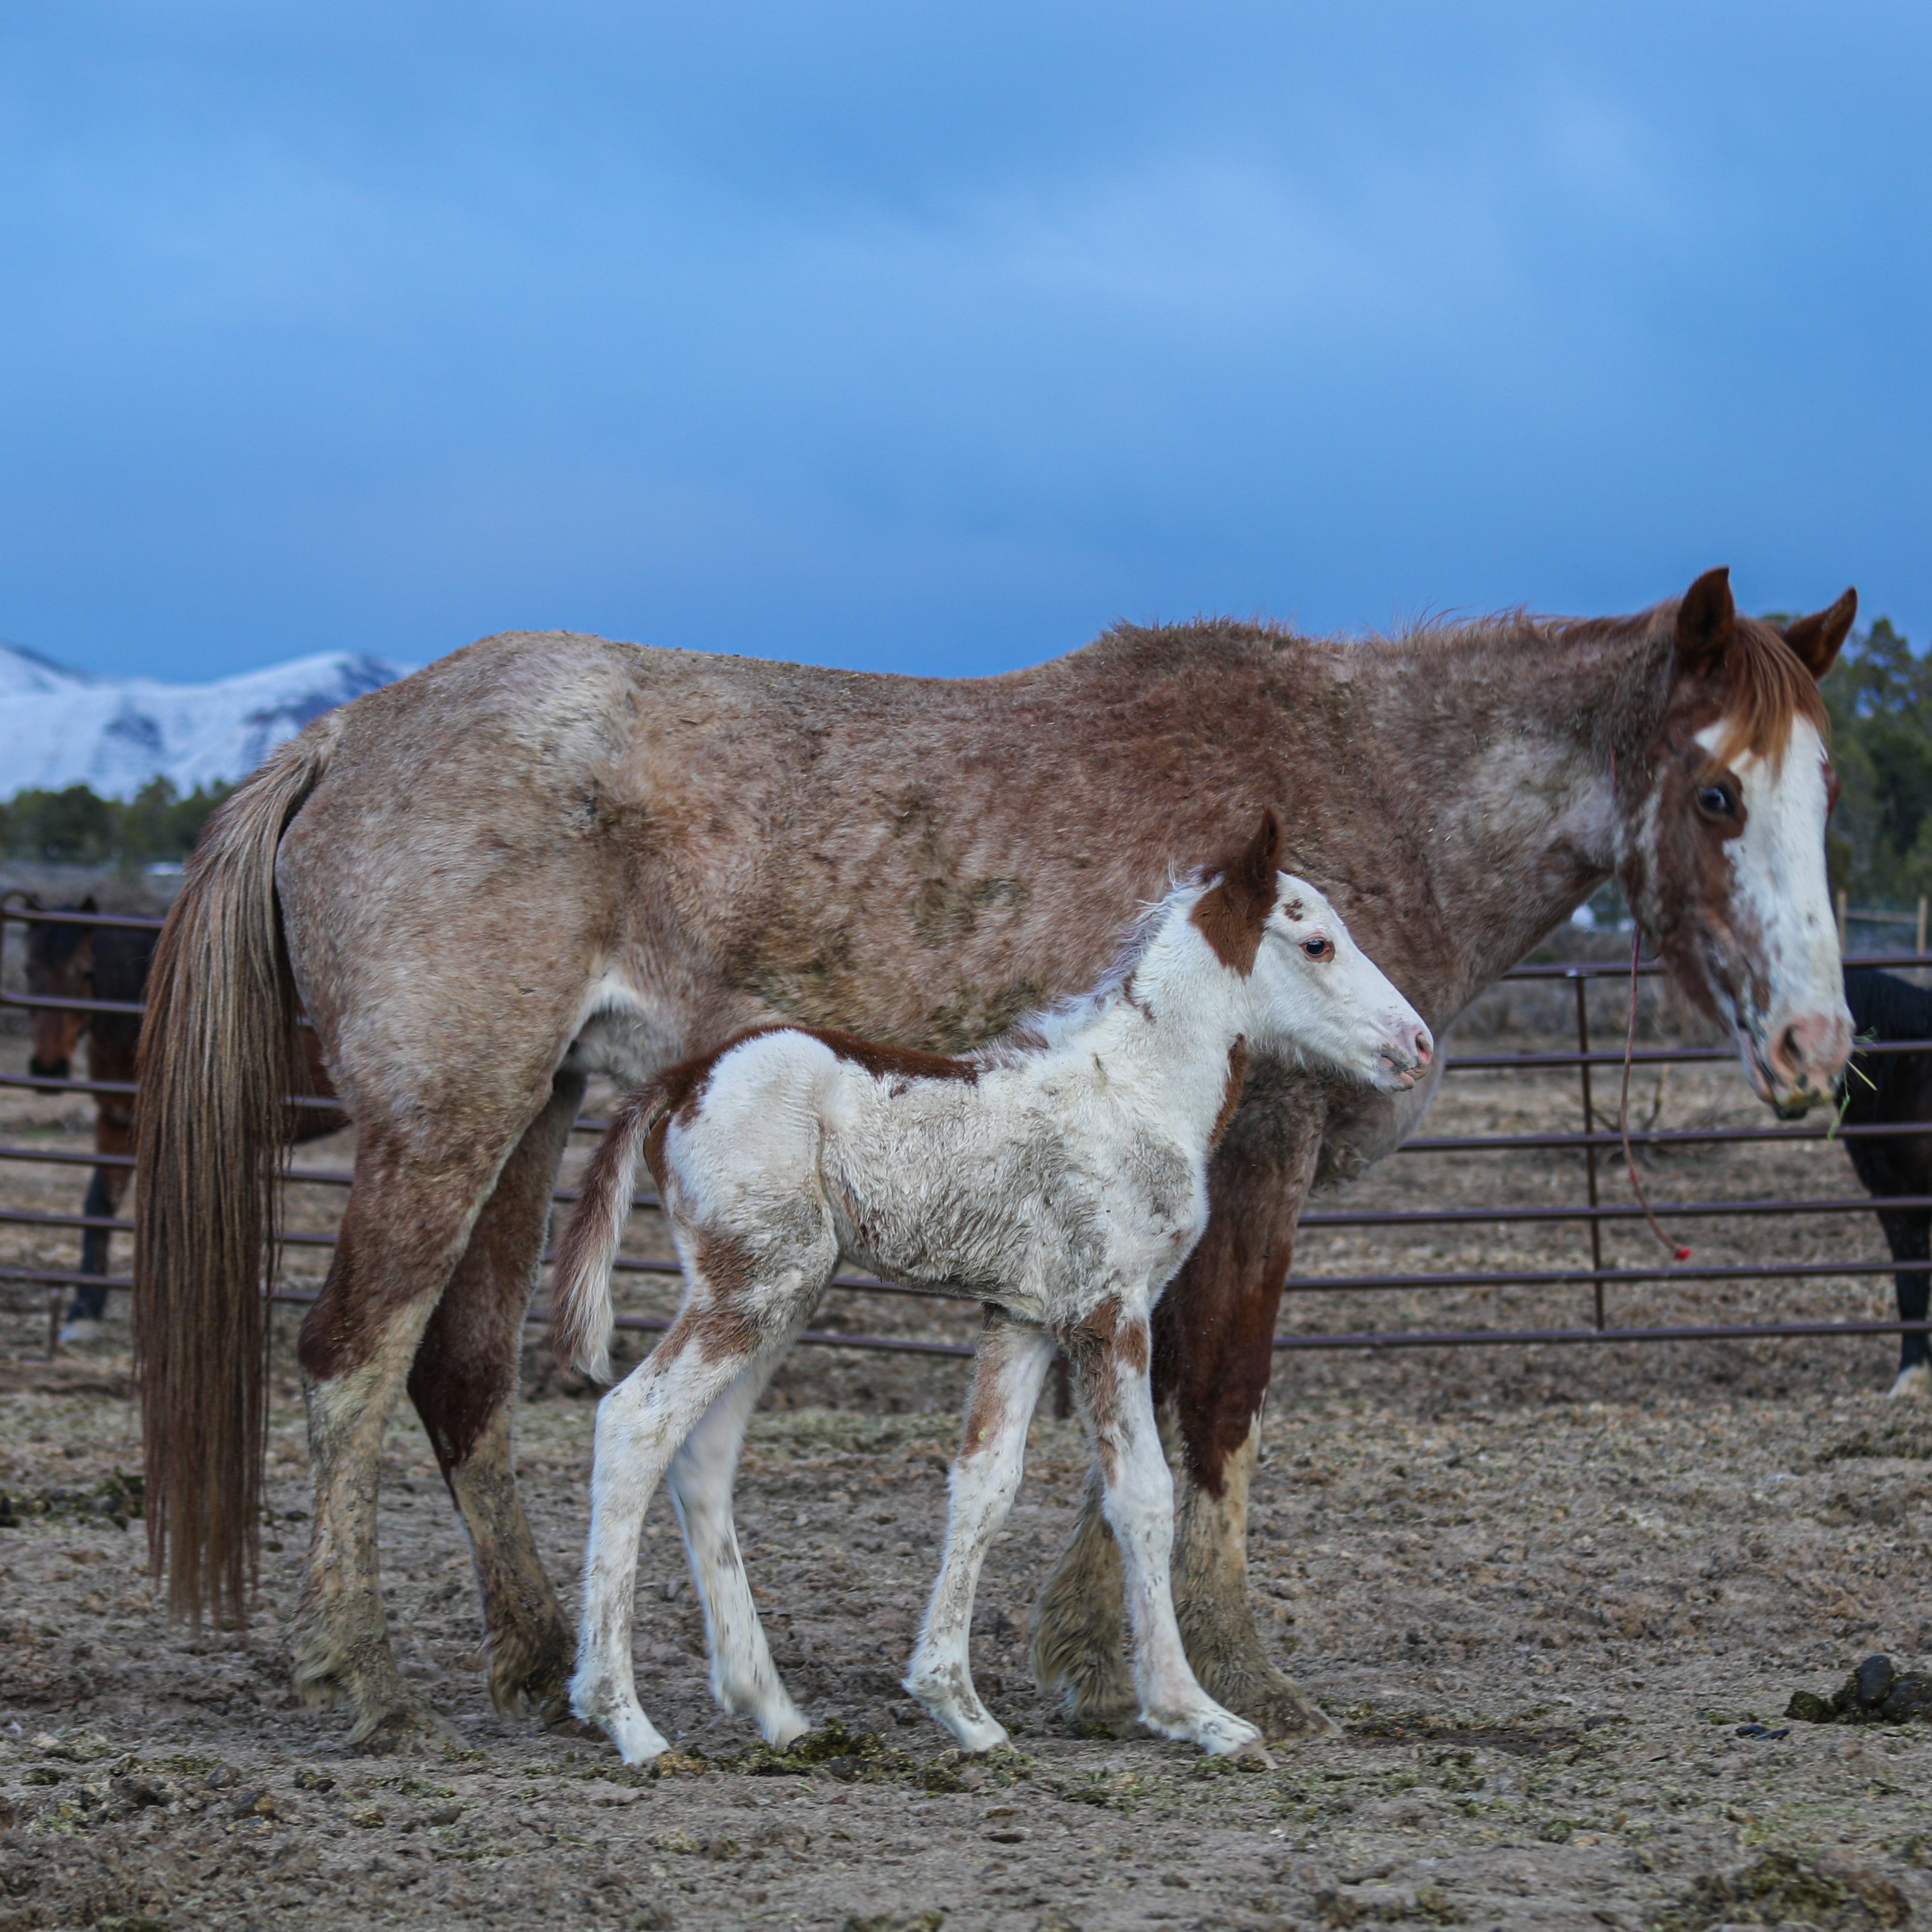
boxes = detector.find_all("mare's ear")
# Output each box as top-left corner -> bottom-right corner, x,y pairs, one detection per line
79,895 -> 97,913
1673,567 -> 1735,678
1780,588 -> 1857,681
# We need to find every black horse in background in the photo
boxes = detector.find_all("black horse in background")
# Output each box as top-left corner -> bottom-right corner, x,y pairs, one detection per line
19,895 -> 345,1343
1841,967 -> 1932,1398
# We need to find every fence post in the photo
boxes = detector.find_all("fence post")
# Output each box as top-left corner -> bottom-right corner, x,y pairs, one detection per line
1918,898 -> 1927,958
1573,973 -> 1606,1329
1837,889 -> 1848,952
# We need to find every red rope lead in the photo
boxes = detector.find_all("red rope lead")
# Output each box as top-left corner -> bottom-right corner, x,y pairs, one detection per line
1620,928 -> 1691,1262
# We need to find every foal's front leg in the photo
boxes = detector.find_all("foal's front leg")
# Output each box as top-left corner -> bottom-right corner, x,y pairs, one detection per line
905,1311 -> 1056,1751
1067,1305 -> 1267,1762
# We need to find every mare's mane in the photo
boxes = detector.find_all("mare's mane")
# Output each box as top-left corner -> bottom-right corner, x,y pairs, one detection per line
1701,614 -> 1831,770
1379,601 -> 1828,771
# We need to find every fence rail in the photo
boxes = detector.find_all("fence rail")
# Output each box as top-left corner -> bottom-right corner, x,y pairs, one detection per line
4,899 -> 1930,1363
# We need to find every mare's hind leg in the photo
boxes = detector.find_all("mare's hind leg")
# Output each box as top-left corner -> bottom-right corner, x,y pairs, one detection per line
408,1068 -> 585,1719
666,1304 -> 825,1748
1878,1209 -> 1932,1399
293,1129 -> 525,1751
906,1310 -> 1055,1752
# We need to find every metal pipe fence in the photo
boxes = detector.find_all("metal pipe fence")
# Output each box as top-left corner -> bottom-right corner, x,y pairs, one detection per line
3,899 -> 1929,1364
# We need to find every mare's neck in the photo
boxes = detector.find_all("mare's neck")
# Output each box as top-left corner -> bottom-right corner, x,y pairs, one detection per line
1342,621 -> 1664,1020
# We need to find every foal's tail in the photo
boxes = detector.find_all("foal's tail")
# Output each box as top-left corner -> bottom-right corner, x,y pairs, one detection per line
551,1081 -> 667,1383
134,716 -> 344,1627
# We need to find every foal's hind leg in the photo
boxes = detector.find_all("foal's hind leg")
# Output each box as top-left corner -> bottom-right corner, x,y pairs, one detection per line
1878,1208 -> 1932,1399
906,1311 -> 1055,1752
573,1310 -> 779,1764
293,1130 -> 523,1751
408,1069 -> 586,1719
666,1305 -> 825,1748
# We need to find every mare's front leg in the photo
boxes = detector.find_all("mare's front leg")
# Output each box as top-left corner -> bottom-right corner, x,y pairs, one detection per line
1065,1302 -> 1265,1761
905,1311 -> 1056,1751
1877,1208 -> 1932,1399
667,1298 -> 830,1748
407,1068 -> 585,1719
1034,1096 -> 1332,1741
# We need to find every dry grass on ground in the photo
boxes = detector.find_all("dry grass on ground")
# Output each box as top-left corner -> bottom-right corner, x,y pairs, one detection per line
2,986 -> 1930,1930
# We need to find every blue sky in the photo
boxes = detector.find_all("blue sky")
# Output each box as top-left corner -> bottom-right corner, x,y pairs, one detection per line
1,3 -> 1927,682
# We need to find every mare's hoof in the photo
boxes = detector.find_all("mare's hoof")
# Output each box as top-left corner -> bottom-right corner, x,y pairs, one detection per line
347,1699 -> 464,1756
1206,1664 -> 1337,1743
1888,1363 -> 1932,1401
1231,1739 -> 1275,1771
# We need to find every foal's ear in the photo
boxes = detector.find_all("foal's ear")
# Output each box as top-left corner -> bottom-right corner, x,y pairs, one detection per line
1191,808 -> 1284,975
1232,808 -> 1283,903
1673,567 -> 1735,678
1780,587 -> 1857,682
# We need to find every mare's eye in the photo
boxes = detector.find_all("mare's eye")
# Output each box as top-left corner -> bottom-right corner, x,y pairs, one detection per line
1696,783 -> 1737,820
1301,936 -> 1330,960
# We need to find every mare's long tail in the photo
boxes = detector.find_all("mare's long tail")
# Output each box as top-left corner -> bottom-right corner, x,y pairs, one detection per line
134,714 -> 345,1627
551,1082 -> 668,1383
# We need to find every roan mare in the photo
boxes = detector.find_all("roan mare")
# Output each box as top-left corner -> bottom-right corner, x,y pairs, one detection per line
1839,967 -> 1932,1399
550,816 -> 1431,1767
134,565 -> 1855,1751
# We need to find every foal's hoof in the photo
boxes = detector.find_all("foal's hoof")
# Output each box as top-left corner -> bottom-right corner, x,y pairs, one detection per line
347,1697 -> 464,1756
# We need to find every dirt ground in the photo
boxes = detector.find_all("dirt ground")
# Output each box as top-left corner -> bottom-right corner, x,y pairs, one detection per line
3,930 -> 1931,1931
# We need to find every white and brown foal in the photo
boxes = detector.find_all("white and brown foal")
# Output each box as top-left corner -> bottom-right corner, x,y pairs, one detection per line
551,811 -> 1431,1766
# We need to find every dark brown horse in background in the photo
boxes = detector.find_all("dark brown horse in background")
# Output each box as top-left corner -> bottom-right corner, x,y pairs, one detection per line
13,894 -> 341,1340
134,566 -> 1855,1751
15,896 -> 153,1338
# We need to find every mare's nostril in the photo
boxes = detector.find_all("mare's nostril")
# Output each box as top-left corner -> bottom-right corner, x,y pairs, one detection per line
1780,1023 -> 1804,1075
1412,1029 -> 1433,1067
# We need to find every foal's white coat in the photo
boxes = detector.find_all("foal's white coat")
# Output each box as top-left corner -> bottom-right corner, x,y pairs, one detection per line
552,813 -> 1431,1764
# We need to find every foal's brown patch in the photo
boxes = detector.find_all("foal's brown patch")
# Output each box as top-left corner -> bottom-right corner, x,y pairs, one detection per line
1209,1037 -> 1251,1149
1190,809 -> 1283,976
800,1026 -> 980,1087
690,1224 -> 765,1363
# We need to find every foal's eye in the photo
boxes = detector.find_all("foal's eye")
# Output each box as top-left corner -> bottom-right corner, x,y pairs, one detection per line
1696,783 -> 1738,820
1301,936 -> 1331,960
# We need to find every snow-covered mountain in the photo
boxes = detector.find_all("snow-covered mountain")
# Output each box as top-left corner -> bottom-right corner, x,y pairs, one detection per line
0,642 -> 413,799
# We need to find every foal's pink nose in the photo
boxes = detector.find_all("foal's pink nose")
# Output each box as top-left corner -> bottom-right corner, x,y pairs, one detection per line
1771,1009 -> 1852,1090
1386,1020 -> 1433,1083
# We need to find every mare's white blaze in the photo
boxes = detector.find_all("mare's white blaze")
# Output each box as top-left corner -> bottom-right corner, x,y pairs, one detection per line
1699,717 -> 1851,1107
